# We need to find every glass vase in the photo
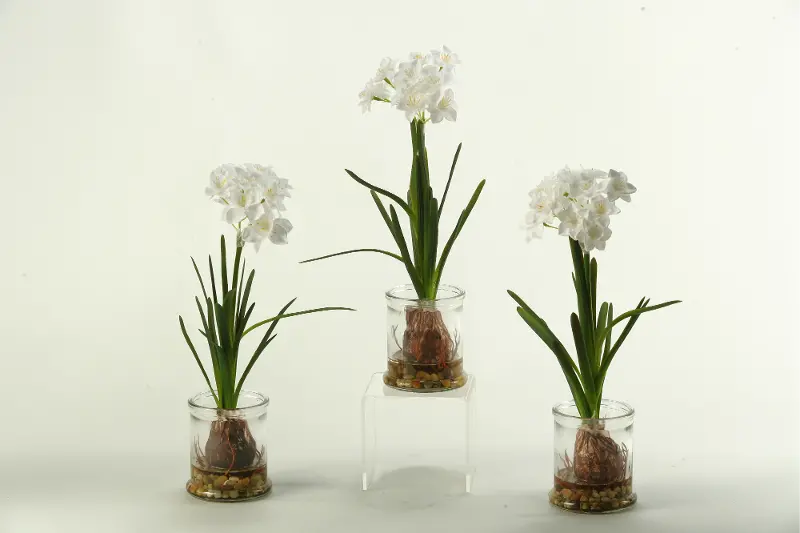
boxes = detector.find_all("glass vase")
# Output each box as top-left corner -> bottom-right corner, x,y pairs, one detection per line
550,400 -> 636,513
383,284 -> 466,392
186,390 -> 272,501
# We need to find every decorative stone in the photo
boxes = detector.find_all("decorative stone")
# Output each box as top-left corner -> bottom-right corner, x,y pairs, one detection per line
561,488 -> 572,499
441,379 -> 451,388
213,476 -> 227,489
429,373 -> 439,381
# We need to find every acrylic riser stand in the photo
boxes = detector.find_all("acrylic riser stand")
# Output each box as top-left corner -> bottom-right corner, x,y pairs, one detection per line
361,372 -> 476,493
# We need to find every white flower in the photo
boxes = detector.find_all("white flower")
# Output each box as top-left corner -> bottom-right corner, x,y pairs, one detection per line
524,166 -> 633,252
357,47 -> 460,124
605,169 -> 637,202
206,163 -> 294,252
588,195 -> 620,225
429,88 -> 458,123
430,45 -> 460,70
578,220 -> 612,252
556,205 -> 582,239
223,184 -> 260,224
242,212 -> 294,251
358,81 -> 391,113
394,86 -> 429,121
373,57 -> 397,82
206,164 -> 237,200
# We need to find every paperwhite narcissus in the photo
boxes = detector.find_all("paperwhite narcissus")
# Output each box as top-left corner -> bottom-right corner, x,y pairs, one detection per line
524,167 -> 636,252
359,46 -> 460,124
206,163 -> 293,251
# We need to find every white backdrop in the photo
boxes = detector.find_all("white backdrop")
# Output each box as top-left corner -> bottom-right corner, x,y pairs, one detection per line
1,1 -> 798,532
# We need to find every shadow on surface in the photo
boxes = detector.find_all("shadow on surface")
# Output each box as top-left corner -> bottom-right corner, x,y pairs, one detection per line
360,466 -> 468,511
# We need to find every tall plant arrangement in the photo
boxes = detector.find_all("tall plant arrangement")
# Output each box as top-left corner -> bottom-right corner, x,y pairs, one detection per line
508,166 -> 680,483
302,47 -> 484,383
303,46 -> 485,300
180,163 -> 352,471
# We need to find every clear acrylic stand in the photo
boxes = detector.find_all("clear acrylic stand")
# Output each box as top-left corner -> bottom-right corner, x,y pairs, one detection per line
361,372 -> 476,493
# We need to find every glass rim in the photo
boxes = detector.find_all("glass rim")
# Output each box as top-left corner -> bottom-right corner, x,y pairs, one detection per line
552,399 -> 634,421
188,390 -> 269,412
385,283 -> 465,303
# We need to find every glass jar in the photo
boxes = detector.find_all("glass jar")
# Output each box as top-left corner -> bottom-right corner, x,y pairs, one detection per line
550,400 -> 636,513
383,284 -> 466,392
186,390 -> 272,501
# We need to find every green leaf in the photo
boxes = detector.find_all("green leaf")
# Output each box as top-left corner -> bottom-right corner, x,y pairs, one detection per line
242,305 -> 356,337
231,243 -> 242,297
237,269 -> 255,332
345,169 -> 413,218
234,297 -> 298,400
610,299 -> 681,329
208,256 -> 218,308
233,334 -> 277,402
603,302 -> 613,362
434,179 -> 485,287
590,257 -> 598,324
438,142 -> 462,217
191,257 -> 208,301
179,316 -> 219,406
236,257 -> 246,318
389,205 -> 424,296
514,305 -> 591,417
300,248 -> 404,264
570,313 -> 596,402
507,290 -> 581,377
596,298 -> 647,389
596,302 -> 608,370
220,235 -> 229,296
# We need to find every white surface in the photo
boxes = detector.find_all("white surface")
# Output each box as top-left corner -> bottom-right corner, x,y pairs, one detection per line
1,0 -> 798,532
361,372 -> 476,491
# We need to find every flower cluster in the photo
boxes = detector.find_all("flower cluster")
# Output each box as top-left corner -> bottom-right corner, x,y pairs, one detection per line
205,163 -> 293,251
525,167 -> 637,252
358,46 -> 460,123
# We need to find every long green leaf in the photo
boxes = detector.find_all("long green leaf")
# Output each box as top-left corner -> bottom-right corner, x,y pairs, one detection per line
507,290 -> 580,377
208,256 -> 218,308
597,299 -> 682,346
300,248 -> 404,264
570,313 -> 596,402
179,316 -> 219,406
438,142 -> 462,217
234,334 -> 277,402
345,169 -> 413,217
603,302 -> 613,361
389,205 -> 423,296
236,257 -> 245,316
515,306 -> 591,417
237,269 -> 255,330
191,257 -> 208,301
596,302 -> 609,370
596,299 -> 648,387
234,297 -> 299,400
242,306 -> 355,337
220,235 -> 229,296
434,179 -> 485,287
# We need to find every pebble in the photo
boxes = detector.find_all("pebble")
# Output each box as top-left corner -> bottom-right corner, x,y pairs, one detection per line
213,476 -> 227,489
416,371 -> 430,380
561,489 -> 572,499
411,380 -> 421,388
598,491 -> 606,498
430,373 -> 439,381
212,490 -> 222,499
441,379 -> 451,388
403,365 -> 415,379
611,501 -> 619,509
229,490 -> 239,499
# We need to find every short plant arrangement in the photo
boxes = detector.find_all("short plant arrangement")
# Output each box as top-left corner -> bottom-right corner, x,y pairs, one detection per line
181,163 -> 352,501
508,167 -> 680,512
304,46 -> 484,392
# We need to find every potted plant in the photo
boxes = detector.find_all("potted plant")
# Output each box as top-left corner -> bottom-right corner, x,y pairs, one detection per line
302,46 -> 484,392
180,163 -> 353,501
508,166 -> 680,512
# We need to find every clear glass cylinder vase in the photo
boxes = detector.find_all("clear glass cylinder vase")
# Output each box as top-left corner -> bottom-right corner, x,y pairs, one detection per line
186,390 -> 272,501
550,400 -> 636,513
383,284 -> 466,392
